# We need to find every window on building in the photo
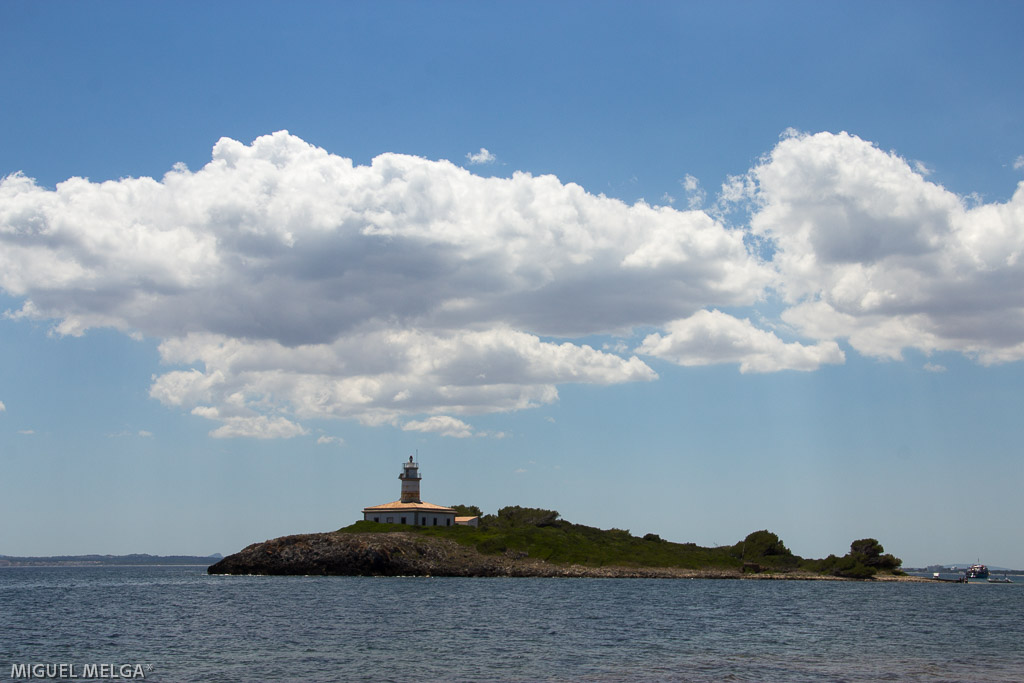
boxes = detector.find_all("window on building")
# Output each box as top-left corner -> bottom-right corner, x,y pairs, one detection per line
374,517 -> 379,523
433,518 -> 437,526
401,517 -> 406,524
386,517 -> 393,523
447,518 -> 452,526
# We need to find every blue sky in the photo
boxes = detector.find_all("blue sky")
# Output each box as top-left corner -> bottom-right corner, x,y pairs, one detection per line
2,1 -> 1024,569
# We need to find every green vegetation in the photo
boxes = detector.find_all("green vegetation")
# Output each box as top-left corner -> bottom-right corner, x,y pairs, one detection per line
342,506 -> 738,569
730,530 -> 801,571
808,538 -> 904,579
338,507 -> 903,578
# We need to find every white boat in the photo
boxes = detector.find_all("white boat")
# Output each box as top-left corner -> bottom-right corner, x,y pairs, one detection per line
966,563 -> 989,579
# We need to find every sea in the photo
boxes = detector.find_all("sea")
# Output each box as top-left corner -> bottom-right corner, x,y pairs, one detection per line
2,566 -> 1022,682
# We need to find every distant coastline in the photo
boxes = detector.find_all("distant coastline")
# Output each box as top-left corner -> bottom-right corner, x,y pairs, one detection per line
0,553 -> 222,567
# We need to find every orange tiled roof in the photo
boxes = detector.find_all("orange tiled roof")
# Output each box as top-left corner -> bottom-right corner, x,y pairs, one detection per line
362,500 -> 456,513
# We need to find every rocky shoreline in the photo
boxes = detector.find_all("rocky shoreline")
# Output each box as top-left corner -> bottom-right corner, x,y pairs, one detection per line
207,531 -> 925,581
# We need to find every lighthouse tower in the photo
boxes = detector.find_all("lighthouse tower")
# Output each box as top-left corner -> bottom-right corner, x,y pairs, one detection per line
399,455 -> 421,503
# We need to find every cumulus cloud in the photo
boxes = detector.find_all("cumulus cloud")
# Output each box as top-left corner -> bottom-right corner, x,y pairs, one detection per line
402,416 -> 476,438
191,406 -> 308,439
5,129 -> 1024,438
682,174 -> 706,210
0,400 -> 5,412
465,148 -> 496,165
0,131 -> 766,340
0,131 -> 775,437
637,309 -> 844,373
108,429 -> 153,438
1014,155 -> 1024,171
744,131 -> 1024,363
317,435 -> 344,446
148,327 -> 654,431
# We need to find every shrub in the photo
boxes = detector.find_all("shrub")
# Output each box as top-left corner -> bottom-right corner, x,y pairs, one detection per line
475,538 -> 507,555
836,562 -> 877,579
495,506 -> 561,527
849,538 -> 902,571
736,530 -> 792,560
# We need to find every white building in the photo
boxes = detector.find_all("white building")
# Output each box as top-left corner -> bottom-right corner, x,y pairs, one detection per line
362,456 -> 459,527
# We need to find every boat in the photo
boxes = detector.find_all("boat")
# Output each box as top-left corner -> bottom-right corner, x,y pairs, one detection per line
988,575 -> 1013,583
966,563 -> 989,579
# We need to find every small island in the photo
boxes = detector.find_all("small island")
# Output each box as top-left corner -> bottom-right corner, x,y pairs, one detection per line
208,507 -> 907,580
209,457 -> 907,580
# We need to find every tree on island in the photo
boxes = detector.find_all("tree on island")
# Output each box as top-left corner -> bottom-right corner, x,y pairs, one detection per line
815,538 -> 903,578
487,506 -> 561,528
731,530 -> 800,571
849,538 -> 901,571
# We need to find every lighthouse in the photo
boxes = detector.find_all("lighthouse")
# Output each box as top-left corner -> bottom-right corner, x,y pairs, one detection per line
361,456 -> 458,527
399,455 -> 421,503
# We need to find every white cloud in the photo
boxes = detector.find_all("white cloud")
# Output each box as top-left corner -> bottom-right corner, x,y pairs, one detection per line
107,429 -> 152,438
148,368 -> 225,407
149,328 -> 655,432
18,429 -> 34,435
682,174 -> 706,210
6,129 -> 1024,438
1014,155 -> 1024,171
744,131 -> 1024,363
317,435 -> 344,446
603,340 -> 629,354
0,400 -> 5,412
0,131 -> 767,340
2,131 -> 774,437
402,415 -> 476,438
637,309 -> 844,373
923,362 -> 947,373
465,147 -> 496,164
190,406 -> 308,439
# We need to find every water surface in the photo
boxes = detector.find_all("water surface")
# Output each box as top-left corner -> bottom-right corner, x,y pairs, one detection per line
2,566 -> 1021,681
